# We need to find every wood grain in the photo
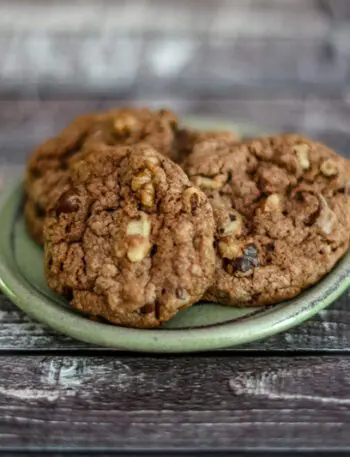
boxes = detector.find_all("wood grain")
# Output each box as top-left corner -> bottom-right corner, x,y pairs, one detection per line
0,1 -> 349,453
0,0 -> 331,38
0,355 -> 350,449
1,0 -> 349,96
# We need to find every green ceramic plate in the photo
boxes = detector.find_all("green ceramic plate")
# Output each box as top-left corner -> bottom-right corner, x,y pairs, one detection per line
0,120 -> 349,352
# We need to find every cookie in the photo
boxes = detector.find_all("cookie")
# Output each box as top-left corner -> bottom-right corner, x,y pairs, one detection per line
25,107 -> 178,244
183,134 -> 350,306
44,144 -> 216,328
176,127 -> 239,163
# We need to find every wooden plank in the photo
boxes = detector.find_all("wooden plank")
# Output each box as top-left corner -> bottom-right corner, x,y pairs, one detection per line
1,37 -> 348,94
0,355 -> 350,449
0,0 -> 330,38
0,289 -> 349,351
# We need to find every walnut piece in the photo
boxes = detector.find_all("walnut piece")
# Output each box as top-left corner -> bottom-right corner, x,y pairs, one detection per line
144,156 -> 160,165
140,182 -> 155,207
126,213 -> 152,262
191,265 -> 202,276
320,159 -> 339,177
183,187 -> 203,214
218,211 -> 243,237
293,144 -> 310,170
126,235 -> 151,262
131,169 -> 152,191
218,239 -> 242,259
131,168 -> 155,207
315,194 -> 337,236
193,175 -> 224,190
126,212 -> 151,237
113,113 -> 138,135
264,194 -> 282,212
176,287 -> 189,302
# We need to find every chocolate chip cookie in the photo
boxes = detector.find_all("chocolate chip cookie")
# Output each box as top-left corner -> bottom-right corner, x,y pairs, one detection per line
183,134 -> 350,306
25,107 -> 178,244
44,144 -> 216,328
176,127 -> 239,163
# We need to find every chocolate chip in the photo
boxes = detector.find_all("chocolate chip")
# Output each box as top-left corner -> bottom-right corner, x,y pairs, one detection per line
140,303 -> 154,315
227,170 -> 233,183
229,213 -> 237,222
56,190 -> 80,215
244,243 -> 258,258
176,287 -> 188,301
252,258 -> 260,267
226,245 -> 260,275
150,245 -> 158,256
233,256 -> 254,273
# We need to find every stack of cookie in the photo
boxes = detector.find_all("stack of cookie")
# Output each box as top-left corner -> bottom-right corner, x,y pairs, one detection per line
25,107 -> 350,328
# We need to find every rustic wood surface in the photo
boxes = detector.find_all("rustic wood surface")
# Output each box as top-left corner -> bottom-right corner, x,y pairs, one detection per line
1,355 -> 350,451
1,0 -> 350,454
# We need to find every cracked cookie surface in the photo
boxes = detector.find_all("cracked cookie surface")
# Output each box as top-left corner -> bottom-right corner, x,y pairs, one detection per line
25,107 -> 178,244
183,134 -> 350,306
44,144 -> 216,328
176,127 -> 239,163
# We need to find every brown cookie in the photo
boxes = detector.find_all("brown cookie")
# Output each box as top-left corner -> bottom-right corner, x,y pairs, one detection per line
183,134 -> 350,306
44,144 -> 216,328
25,107 -> 178,244
176,127 -> 239,163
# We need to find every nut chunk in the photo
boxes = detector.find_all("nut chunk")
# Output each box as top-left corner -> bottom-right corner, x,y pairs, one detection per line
44,144 -> 216,328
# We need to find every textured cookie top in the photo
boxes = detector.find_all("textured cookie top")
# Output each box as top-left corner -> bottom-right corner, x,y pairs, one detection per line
44,144 -> 216,328
176,127 -> 239,163
25,107 -> 178,244
183,134 -> 350,306
27,107 -> 178,183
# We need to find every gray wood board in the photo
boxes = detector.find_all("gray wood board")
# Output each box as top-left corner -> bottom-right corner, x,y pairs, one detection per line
0,355 -> 350,450
1,0 -> 350,94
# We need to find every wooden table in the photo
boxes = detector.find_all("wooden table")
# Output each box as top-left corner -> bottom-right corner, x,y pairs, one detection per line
0,98 -> 349,456
1,2 -> 350,452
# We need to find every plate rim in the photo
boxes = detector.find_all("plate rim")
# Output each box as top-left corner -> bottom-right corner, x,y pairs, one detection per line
0,180 -> 349,353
